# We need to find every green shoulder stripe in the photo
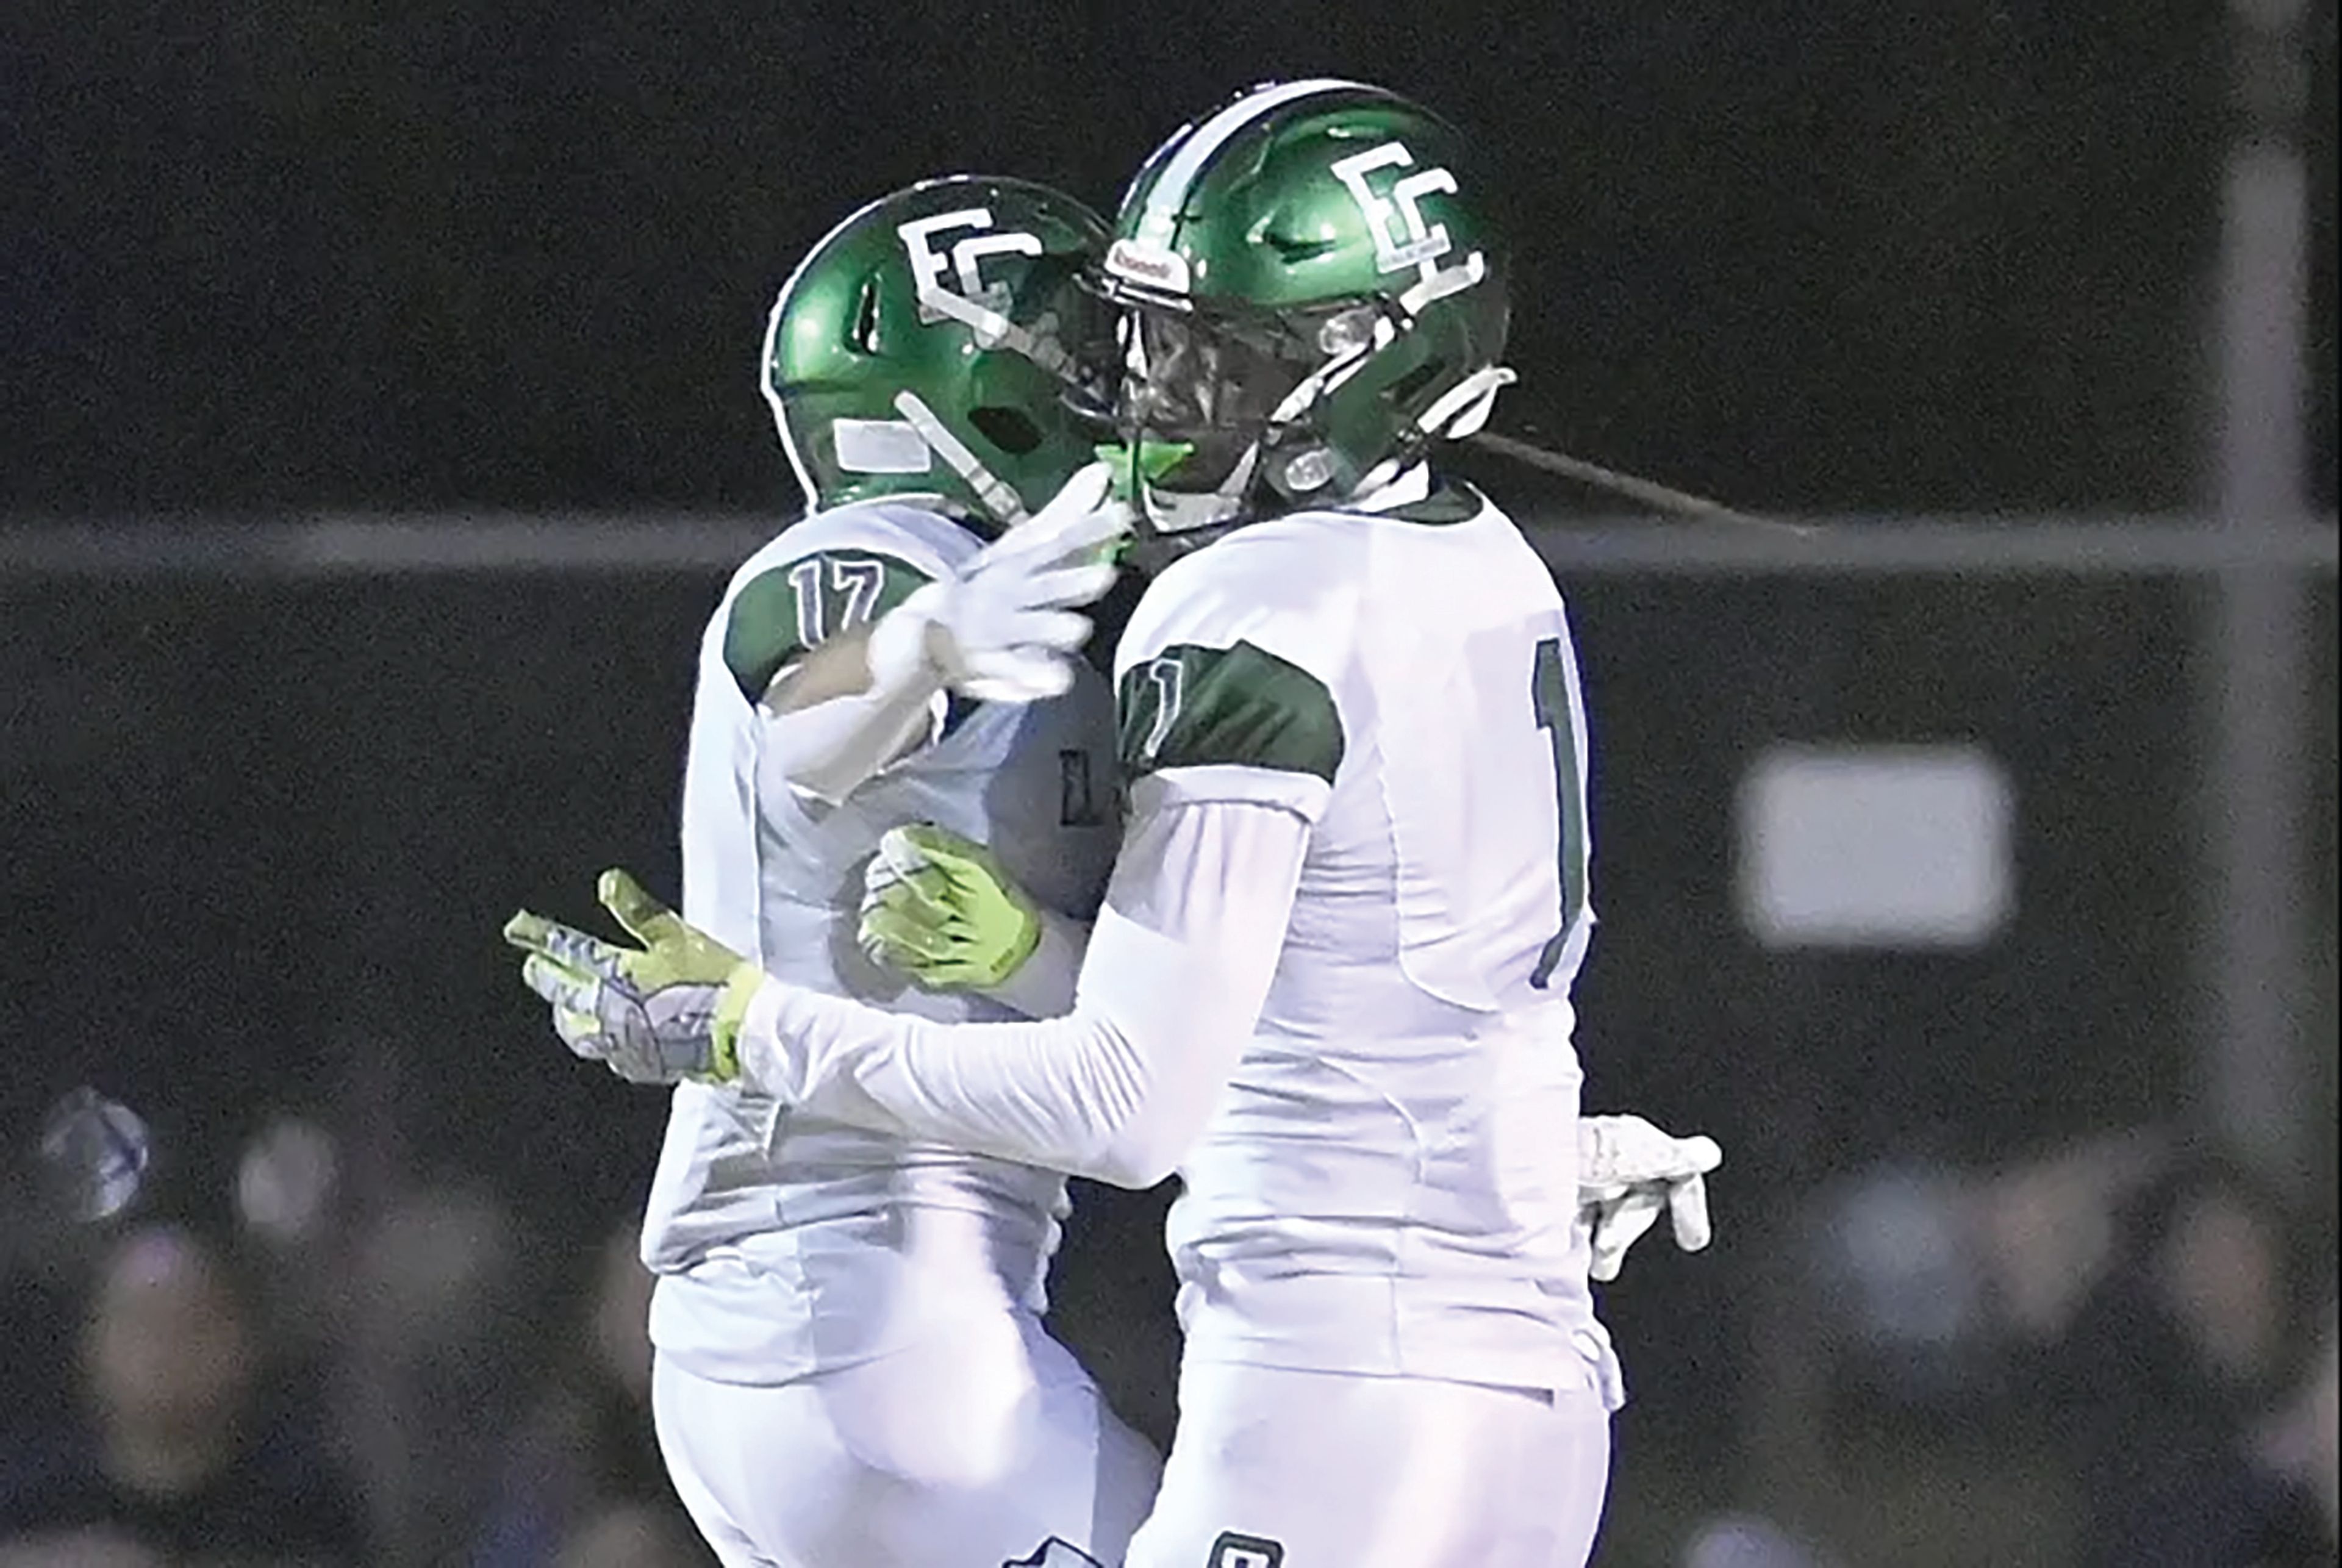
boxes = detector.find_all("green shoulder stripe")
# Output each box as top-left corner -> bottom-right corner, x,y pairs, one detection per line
1117,640 -> 1344,784
1377,478 -> 1484,526
723,549 -> 929,702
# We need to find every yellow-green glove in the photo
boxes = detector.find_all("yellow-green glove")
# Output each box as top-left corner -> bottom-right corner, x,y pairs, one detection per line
501,869 -> 764,1085
857,824 -> 1041,991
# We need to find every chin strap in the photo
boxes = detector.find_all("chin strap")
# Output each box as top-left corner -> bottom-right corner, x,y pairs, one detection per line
893,391 -> 1030,527
1345,364 -> 1520,499
1416,365 -> 1516,441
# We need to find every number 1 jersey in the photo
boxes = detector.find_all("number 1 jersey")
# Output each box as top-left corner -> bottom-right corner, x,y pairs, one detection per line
1114,481 -> 1614,1397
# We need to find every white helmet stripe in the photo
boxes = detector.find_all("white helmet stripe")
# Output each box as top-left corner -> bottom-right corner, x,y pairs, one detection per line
1135,79 -> 1367,246
891,391 -> 1030,525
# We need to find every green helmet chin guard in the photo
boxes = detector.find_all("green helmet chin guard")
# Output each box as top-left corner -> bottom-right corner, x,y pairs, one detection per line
762,176 -> 1115,529
1094,79 -> 1514,541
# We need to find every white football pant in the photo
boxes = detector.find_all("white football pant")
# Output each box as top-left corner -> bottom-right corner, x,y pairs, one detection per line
653,1308 -> 1160,1568
1124,1360 -> 1611,1568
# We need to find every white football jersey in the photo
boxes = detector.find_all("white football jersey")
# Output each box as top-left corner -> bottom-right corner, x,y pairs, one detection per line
1112,479 -> 1611,1396
642,496 -> 1122,1385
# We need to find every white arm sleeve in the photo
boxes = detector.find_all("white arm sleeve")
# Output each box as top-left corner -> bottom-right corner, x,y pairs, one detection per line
759,590 -> 947,806
761,687 -> 942,806
732,792 -> 1310,1187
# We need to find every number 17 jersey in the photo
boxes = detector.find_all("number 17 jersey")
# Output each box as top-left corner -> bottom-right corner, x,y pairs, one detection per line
642,498 -> 1123,1386
1114,479 -> 1616,1399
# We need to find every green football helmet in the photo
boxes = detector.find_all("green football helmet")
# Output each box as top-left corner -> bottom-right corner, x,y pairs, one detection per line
762,176 -> 1115,529
1094,80 -> 1514,541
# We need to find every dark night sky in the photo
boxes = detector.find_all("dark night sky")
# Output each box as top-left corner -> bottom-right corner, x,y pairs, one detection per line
1,0 -> 2333,515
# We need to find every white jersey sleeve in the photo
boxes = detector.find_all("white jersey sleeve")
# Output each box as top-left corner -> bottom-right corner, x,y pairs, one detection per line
714,510 -> 957,709
1106,529 -> 1354,823
732,792 -> 1310,1187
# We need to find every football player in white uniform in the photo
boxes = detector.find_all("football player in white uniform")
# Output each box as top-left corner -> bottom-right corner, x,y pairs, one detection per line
590,177 -> 1161,1568
512,85 -> 1719,1567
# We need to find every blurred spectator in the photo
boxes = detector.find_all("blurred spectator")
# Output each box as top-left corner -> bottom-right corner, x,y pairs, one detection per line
551,1503 -> 708,1568
1680,1513 -> 1841,1567
0,1222 -> 365,1566
1972,1128 -> 2168,1344
470,1220 -> 711,1568
1998,1145 -> 2330,1568
339,1181 -> 537,1566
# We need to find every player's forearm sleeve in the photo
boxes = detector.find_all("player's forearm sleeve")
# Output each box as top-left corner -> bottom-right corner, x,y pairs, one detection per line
761,600 -> 947,805
761,684 -> 941,805
732,795 -> 1309,1186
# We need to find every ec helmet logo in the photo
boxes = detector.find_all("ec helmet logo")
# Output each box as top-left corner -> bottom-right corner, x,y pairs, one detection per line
1330,141 -> 1474,273
1330,141 -> 1488,309
896,207 -> 1043,340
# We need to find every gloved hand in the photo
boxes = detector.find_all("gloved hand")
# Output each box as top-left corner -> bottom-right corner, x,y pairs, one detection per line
502,870 -> 765,1085
1578,1114 -> 1722,1282
859,823 -> 1042,990
881,461 -> 1129,704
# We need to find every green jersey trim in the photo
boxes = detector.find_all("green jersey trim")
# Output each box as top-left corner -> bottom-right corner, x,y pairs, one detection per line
1375,478 -> 1484,526
723,549 -> 930,703
1118,640 -> 1344,784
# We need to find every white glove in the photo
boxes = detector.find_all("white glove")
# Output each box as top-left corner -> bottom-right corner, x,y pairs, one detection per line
878,462 -> 1130,704
1578,1114 -> 1722,1283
